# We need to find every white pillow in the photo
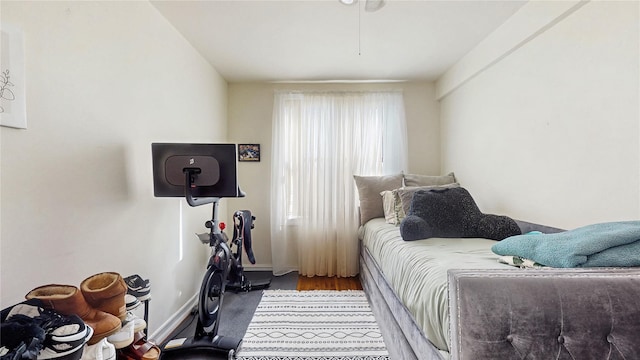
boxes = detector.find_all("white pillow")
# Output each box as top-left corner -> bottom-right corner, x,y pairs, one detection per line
380,190 -> 402,225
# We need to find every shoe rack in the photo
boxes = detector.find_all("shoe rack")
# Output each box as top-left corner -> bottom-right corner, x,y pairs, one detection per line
143,298 -> 149,336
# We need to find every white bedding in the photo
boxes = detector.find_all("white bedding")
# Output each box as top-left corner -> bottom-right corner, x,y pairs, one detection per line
359,218 -> 512,352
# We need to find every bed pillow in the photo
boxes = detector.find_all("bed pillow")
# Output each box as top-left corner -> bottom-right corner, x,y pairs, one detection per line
399,187 -> 521,241
397,183 -> 460,218
403,172 -> 457,187
380,183 -> 461,225
354,174 -> 403,225
380,190 -> 402,225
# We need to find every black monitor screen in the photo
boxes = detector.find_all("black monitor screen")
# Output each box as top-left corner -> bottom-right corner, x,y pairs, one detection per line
152,143 -> 241,198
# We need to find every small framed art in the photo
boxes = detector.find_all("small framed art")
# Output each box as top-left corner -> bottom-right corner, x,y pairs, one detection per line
238,144 -> 260,162
1,24 -> 27,129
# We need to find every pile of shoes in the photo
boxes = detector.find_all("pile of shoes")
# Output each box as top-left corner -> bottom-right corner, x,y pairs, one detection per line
112,275 -> 158,360
0,272 -> 158,360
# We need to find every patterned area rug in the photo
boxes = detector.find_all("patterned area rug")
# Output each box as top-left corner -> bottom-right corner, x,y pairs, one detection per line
236,290 -> 389,360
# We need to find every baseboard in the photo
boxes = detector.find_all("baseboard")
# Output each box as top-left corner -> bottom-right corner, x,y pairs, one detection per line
148,292 -> 198,344
243,264 -> 273,272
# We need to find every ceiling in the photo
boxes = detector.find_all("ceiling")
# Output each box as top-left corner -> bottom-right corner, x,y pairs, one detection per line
150,0 -> 527,83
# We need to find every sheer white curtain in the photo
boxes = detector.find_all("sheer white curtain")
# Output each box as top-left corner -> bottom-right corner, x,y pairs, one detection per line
270,90 -> 408,277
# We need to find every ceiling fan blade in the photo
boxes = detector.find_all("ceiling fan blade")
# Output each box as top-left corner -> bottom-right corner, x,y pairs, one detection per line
365,0 -> 385,12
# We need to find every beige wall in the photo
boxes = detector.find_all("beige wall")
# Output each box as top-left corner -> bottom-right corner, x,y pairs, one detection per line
227,82 -> 439,268
0,1 -> 228,340
438,1 -> 639,229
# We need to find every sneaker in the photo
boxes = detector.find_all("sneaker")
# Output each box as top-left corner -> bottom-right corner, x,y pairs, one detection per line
123,312 -> 146,333
81,338 -> 115,360
0,312 -> 46,360
123,275 -> 150,301
37,312 -> 93,360
106,321 -> 134,350
4,300 -> 92,360
124,295 -> 140,311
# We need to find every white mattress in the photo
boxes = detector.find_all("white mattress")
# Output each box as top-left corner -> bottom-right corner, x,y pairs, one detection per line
359,218 -> 512,352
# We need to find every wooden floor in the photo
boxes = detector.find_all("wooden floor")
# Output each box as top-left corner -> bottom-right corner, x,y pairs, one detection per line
296,275 -> 363,291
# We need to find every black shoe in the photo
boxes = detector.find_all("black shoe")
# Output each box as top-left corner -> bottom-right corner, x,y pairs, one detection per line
36,310 -> 92,360
0,313 -> 45,360
1,300 -> 92,360
123,275 -> 150,301
125,294 -> 141,311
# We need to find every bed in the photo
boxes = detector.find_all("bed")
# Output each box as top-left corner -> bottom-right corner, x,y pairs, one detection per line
358,218 -> 640,360
353,173 -> 640,360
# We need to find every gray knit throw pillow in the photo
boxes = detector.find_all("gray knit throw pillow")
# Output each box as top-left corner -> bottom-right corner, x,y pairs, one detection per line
400,187 -> 521,241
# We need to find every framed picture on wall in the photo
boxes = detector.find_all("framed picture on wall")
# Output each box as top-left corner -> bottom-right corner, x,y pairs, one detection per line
1,24 -> 27,129
238,144 -> 260,162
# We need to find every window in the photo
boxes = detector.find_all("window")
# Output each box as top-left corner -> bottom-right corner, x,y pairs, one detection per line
270,90 -> 408,277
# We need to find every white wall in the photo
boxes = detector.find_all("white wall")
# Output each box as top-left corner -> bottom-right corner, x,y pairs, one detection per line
227,82 -> 439,269
0,1 -> 228,339
437,0 -> 639,229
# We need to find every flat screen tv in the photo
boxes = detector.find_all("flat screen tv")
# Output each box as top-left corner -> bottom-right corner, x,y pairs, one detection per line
152,143 -> 242,200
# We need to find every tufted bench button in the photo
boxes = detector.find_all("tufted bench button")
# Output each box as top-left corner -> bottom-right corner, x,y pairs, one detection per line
557,335 -> 565,344
506,335 -> 514,343
607,334 -> 614,343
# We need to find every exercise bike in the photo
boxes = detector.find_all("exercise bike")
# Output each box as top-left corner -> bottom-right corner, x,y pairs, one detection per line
152,143 -> 271,359
161,171 -> 245,359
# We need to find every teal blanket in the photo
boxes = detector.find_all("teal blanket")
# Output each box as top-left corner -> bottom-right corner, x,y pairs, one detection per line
492,221 -> 640,268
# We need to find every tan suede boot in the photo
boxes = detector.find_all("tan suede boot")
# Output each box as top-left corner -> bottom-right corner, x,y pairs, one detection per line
25,284 -> 121,344
81,272 -> 127,320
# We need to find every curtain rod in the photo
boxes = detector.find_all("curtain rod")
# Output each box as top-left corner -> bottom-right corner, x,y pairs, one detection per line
274,89 -> 404,95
